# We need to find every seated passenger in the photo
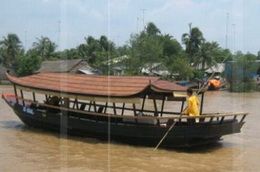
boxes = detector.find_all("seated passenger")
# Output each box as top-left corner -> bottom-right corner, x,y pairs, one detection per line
46,96 -> 60,106
183,88 -> 200,123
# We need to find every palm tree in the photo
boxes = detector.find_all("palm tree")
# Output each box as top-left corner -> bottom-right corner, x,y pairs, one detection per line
146,22 -> 161,36
182,24 -> 204,65
196,42 -> 219,70
32,36 -> 57,60
99,35 -> 109,51
0,33 -> 22,67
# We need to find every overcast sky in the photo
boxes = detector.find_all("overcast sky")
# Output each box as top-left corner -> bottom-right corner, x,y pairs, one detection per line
0,0 -> 259,54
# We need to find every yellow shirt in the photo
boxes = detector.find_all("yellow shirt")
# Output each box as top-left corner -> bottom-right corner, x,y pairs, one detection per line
185,95 -> 200,116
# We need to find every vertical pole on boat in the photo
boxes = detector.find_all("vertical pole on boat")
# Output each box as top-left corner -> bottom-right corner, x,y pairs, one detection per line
45,95 -> 48,102
153,99 -> 158,116
160,96 -> 165,117
32,92 -> 36,102
93,101 -> 97,112
180,100 -> 185,112
141,95 -> 146,113
200,92 -> 205,115
20,89 -> 25,106
13,84 -> 18,103
88,101 -> 92,112
133,103 -> 137,116
104,102 -> 108,113
113,102 -> 117,115
121,103 -> 125,116
133,103 -> 138,123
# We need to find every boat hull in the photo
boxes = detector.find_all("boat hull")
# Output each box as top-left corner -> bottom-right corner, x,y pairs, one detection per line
7,101 -> 244,148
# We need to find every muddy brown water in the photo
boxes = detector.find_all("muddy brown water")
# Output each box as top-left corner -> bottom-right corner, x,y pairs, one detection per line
0,85 -> 259,172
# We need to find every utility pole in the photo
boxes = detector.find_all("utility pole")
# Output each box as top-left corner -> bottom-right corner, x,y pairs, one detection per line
136,17 -> 139,33
57,20 -> 61,50
24,30 -> 27,50
225,13 -> 229,49
232,23 -> 236,53
188,22 -> 192,34
141,9 -> 146,29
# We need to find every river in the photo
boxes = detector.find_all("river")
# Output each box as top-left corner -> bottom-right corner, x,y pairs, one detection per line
0,85 -> 259,172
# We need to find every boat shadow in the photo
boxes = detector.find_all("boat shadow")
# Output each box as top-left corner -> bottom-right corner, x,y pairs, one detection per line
163,142 -> 225,153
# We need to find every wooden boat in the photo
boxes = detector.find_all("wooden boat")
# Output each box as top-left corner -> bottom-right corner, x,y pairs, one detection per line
2,72 -> 248,148
208,77 -> 223,91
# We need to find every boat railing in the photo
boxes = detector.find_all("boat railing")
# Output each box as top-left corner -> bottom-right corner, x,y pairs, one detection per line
12,96 -> 248,126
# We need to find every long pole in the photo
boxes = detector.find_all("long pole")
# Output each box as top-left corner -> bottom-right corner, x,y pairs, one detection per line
153,119 -> 179,151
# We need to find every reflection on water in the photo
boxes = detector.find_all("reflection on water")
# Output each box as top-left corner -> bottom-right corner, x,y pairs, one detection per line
0,85 -> 260,172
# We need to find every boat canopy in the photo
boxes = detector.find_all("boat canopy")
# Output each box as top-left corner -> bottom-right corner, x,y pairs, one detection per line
6,72 -> 187,98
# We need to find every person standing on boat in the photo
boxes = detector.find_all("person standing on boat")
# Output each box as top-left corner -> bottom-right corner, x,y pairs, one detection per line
183,88 -> 200,122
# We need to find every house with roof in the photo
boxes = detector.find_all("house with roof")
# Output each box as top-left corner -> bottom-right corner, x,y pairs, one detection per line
36,59 -> 100,75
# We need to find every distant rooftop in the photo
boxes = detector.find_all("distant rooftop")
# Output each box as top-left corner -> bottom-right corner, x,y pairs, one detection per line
36,59 -> 100,75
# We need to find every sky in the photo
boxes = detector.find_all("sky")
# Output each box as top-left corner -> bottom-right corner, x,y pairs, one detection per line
0,0 -> 259,54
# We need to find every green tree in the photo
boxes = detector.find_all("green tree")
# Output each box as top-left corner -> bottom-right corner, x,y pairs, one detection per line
127,33 -> 163,74
0,33 -> 23,67
195,41 -> 220,70
257,50 -> 260,60
16,54 -> 41,76
32,36 -> 57,60
182,24 -> 204,64
161,34 -> 182,57
165,55 -> 193,80
146,22 -> 161,36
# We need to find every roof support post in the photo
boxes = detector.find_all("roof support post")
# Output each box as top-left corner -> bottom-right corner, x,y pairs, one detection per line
133,103 -> 137,116
113,102 -> 117,115
32,92 -> 36,102
180,100 -> 185,113
13,84 -> 18,103
121,103 -> 125,116
200,92 -> 205,115
141,96 -> 146,113
88,101 -> 92,112
133,103 -> 137,123
153,99 -> 158,117
20,89 -> 25,106
160,96 -> 165,117
104,102 -> 108,113
93,101 -> 97,112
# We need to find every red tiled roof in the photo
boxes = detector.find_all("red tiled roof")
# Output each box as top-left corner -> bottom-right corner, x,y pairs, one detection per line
6,73 -> 186,97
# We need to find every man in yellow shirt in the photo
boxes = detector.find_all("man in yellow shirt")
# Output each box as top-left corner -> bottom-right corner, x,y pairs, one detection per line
183,88 -> 200,122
